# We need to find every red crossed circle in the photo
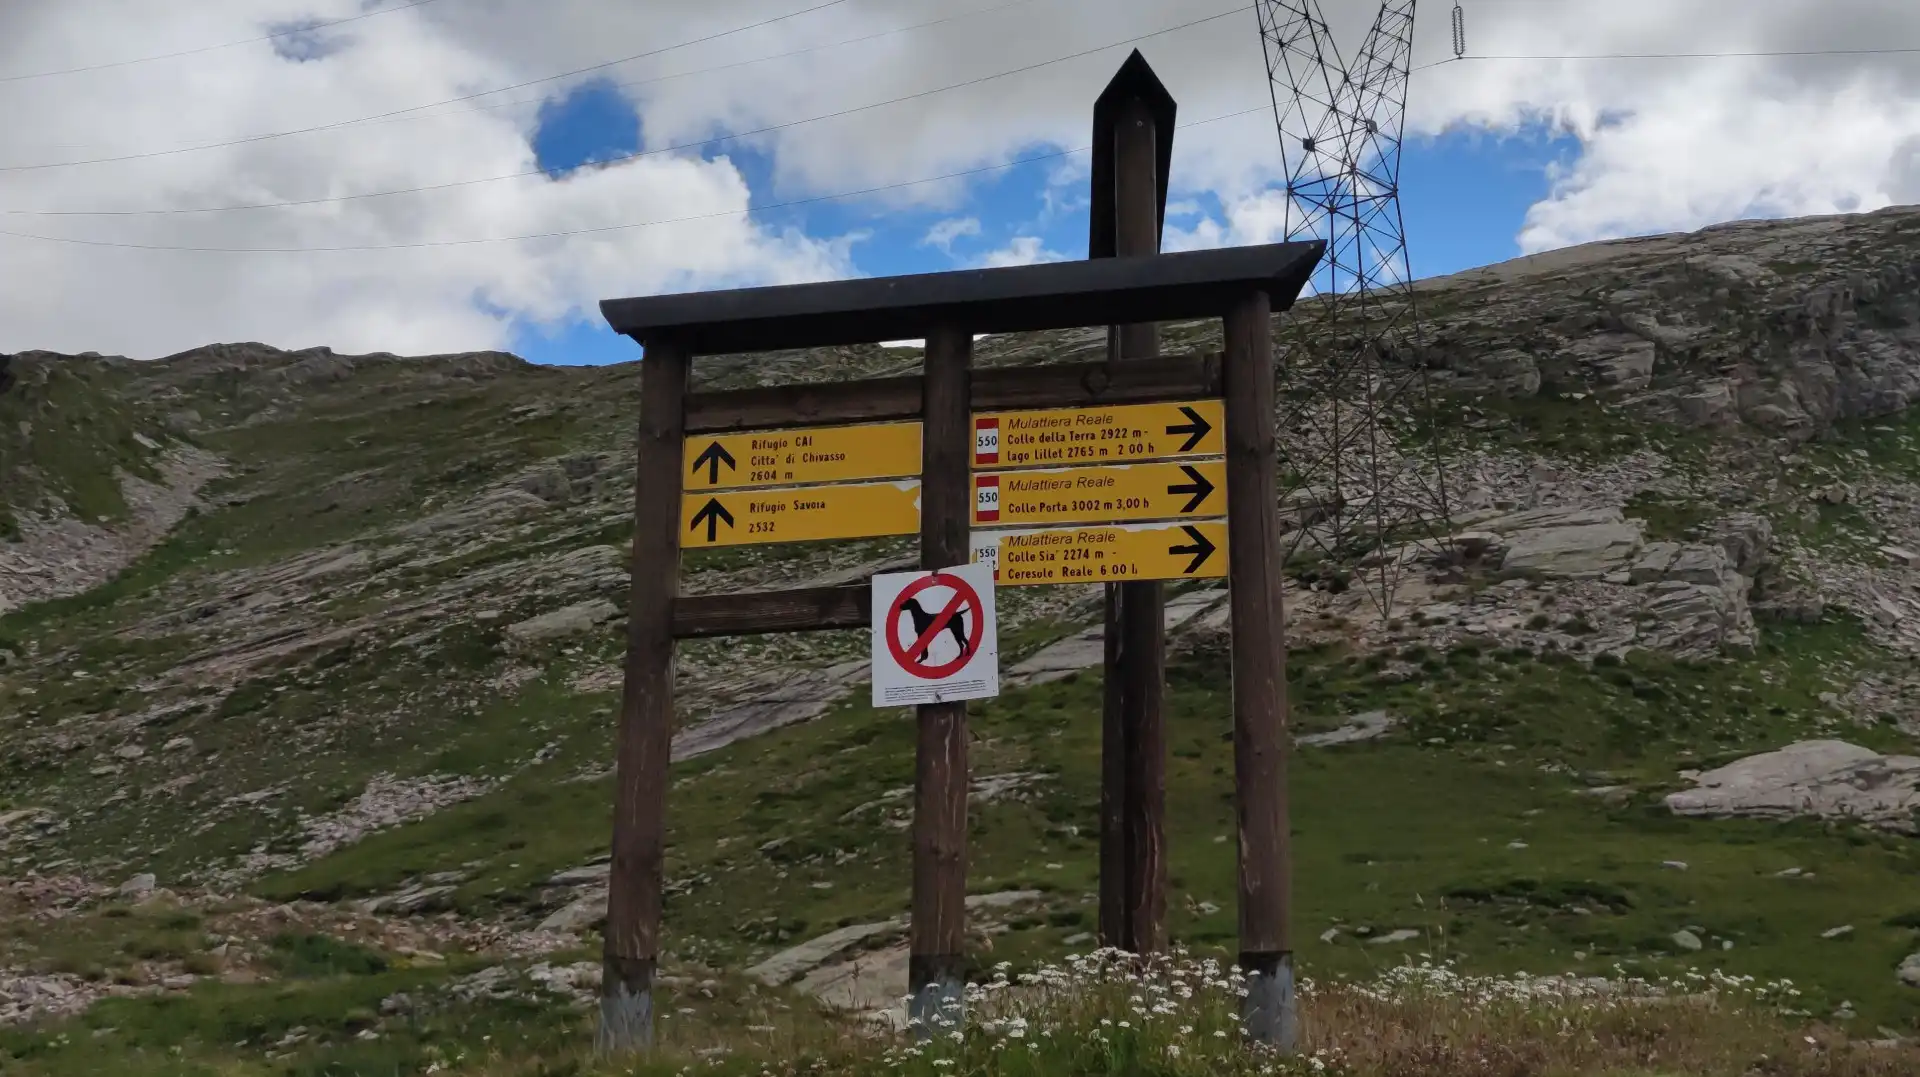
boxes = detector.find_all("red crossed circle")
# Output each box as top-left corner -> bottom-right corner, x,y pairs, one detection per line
885,572 -> 985,680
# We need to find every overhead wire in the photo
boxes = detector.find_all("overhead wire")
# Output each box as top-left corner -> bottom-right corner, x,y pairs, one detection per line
0,5 -> 1250,219
285,0 -> 1049,136
0,0 -> 859,172
0,104 -> 1275,253
16,0 -> 1051,160
13,10 -> 1913,252
0,0 -> 452,84
1413,43 -> 1920,72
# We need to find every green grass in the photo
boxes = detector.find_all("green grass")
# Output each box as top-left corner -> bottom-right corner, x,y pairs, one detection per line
255,617 -> 1920,1034
1795,407 -> 1920,484
1624,493 -> 1714,542
1,900 -> 212,983
0,356 -> 165,527
0,960 -> 582,1077
1427,392 -> 1695,460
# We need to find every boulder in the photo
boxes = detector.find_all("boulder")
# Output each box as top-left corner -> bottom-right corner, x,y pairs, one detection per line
1637,579 -> 1756,654
1708,514 -> 1773,576
359,885 -> 455,916
1664,741 -> 1920,832
1490,506 -> 1643,579
748,918 -> 908,986
504,599 -> 621,645
1625,540 -> 1756,653
1901,953 -> 1920,989
537,887 -> 608,934
117,873 -> 157,898
1299,710 -> 1397,747
1675,381 -> 1739,426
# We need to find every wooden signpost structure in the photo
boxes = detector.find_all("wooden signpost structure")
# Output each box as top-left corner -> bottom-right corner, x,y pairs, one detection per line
595,52 -> 1318,1055
1090,51 -> 1176,960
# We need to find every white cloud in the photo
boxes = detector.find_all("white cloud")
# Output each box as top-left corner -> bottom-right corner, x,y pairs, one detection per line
0,0 -> 856,358
976,235 -> 1066,268
3,0 -> 1919,356
920,215 -> 980,253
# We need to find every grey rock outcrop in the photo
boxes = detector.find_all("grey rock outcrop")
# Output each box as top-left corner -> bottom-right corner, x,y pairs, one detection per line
504,599 -> 621,645
1665,740 -> 1920,832
1401,206 -> 1920,440
1707,514 -> 1774,577
1484,506 -> 1644,579
1628,541 -> 1757,653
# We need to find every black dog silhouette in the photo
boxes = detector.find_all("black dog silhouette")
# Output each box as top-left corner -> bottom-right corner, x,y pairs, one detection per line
900,596 -> 972,662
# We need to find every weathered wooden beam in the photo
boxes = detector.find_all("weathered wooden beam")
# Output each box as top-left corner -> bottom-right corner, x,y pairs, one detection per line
601,240 -> 1322,355
599,338 -> 689,1056
1223,288 -> 1296,1051
908,324 -> 972,1037
683,352 -> 1223,435
670,585 -> 871,639
1108,88 -> 1169,958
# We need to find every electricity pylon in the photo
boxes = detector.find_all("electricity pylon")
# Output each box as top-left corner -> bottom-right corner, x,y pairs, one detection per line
1255,0 -> 1463,615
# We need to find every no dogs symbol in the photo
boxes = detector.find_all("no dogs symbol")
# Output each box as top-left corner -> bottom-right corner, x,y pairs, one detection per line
869,561 -> 1000,707
884,572 -> 985,680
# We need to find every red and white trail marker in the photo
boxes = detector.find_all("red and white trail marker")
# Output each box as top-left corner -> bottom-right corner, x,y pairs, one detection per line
974,474 -> 1001,523
973,416 -> 1000,467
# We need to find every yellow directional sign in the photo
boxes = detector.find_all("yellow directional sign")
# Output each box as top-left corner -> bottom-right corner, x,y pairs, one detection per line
972,399 -> 1222,469
681,399 -> 1224,491
972,460 -> 1225,527
681,482 -> 920,549
970,520 -> 1228,587
683,423 -> 920,491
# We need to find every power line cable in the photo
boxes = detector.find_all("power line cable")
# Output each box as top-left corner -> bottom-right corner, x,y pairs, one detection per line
1413,43 -> 1920,72
2,0 -> 1051,206
0,0 -> 857,172
0,0 -> 452,84
0,5 -> 1248,218
261,0 -> 1049,137
0,105 -> 1272,253
20,0 -> 1050,160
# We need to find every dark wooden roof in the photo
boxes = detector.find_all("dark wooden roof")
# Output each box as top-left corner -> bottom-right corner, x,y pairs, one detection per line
599,240 -> 1325,355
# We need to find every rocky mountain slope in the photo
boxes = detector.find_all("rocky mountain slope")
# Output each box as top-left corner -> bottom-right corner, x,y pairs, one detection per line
3,204 -> 1920,1070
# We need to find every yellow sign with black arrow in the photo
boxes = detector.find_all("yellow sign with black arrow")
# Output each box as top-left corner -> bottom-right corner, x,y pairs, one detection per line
972,399 -> 1222,469
682,423 -> 921,491
970,520 -> 1228,587
680,481 -> 921,549
680,399 -> 1224,491
972,460 -> 1225,528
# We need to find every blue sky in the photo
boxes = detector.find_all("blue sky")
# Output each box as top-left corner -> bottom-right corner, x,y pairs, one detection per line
510,78 -> 1581,368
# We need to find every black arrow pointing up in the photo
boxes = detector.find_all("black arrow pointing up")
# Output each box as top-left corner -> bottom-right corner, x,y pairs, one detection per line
1167,464 -> 1216,514
1165,405 -> 1212,453
689,498 -> 735,543
690,441 -> 737,485
1169,525 -> 1217,575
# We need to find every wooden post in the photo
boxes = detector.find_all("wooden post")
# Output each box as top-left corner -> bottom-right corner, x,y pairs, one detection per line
1223,290 -> 1295,1050
1098,91 -> 1170,956
908,324 -> 973,1035
599,337 -> 691,1055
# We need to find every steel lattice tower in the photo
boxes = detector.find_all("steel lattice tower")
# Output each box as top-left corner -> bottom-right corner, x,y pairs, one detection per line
1256,0 -> 1459,615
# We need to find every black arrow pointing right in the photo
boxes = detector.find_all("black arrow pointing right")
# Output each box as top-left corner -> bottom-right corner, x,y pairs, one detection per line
1167,464 -> 1216,514
689,498 -> 735,543
690,441 -> 737,485
1165,405 -> 1212,453
1169,525 -> 1217,575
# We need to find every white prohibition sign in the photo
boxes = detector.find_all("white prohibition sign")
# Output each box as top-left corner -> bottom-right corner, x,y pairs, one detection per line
870,561 -> 999,708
